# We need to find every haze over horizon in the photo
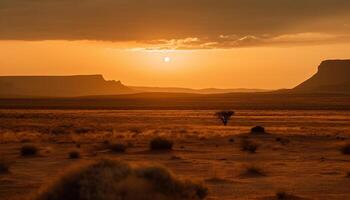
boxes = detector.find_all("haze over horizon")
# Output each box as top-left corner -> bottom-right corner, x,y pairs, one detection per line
1,0 -> 350,89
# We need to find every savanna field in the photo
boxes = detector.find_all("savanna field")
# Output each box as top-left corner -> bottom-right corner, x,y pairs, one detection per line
0,109 -> 350,200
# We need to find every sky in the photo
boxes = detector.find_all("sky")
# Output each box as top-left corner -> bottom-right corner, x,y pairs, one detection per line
1,0 -> 350,89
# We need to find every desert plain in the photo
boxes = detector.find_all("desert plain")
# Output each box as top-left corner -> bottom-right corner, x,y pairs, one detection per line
0,109 -> 349,200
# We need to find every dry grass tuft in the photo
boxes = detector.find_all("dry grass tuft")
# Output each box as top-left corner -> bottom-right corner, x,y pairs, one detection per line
276,191 -> 288,200
251,126 -> 266,134
109,143 -> 127,153
31,159 -> 207,200
68,150 -> 80,159
150,137 -> 173,151
276,137 -> 290,145
20,144 -> 39,157
340,143 -> 350,155
51,125 -> 70,135
0,158 -> 10,174
274,191 -> 306,200
75,127 -> 92,134
240,140 -> 258,153
240,165 -> 266,178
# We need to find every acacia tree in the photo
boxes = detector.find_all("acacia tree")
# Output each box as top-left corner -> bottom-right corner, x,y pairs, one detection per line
216,111 -> 235,126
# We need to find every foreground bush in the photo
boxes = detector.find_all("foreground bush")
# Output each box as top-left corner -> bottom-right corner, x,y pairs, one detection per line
21,145 -> 38,156
150,137 -> 173,151
340,143 -> 350,155
31,159 -> 207,200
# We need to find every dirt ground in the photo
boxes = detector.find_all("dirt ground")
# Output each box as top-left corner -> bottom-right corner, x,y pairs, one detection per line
0,109 -> 350,200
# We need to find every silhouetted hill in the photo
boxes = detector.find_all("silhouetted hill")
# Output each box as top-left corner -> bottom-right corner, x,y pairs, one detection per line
131,86 -> 269,94
0,75 -> 133,97
293,60 -> 350,94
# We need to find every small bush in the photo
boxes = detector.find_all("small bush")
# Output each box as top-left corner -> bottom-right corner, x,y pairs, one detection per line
276,191 -> 288,200
346,171 -> 350,178
109,143 -> 127,153
75,127 -> 92,134
150,137 -> 173,151
241,140 -> 258,153
275,191 -> 301,200
276,137 -> 290,145
228,138 -> 235,143
31,159 -> 207,200
241,166 -> 266,178
68,151 -> 80,159
251,126 -> 265,134
340,144 -> 350,155
0,158 -> 10,174
21,145 -> 38,156
51,126 -> 70,135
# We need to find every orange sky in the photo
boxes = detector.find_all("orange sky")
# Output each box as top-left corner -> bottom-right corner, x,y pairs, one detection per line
1,0 -> 350,89
1,40 -> 350,89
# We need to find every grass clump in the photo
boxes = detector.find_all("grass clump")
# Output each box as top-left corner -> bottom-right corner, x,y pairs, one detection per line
240,165 -> 266,178
340,143 -> 350,155
75,127 -> 92,134
109,143 -> 127,153
251,126 -> 265,134
274,191 -> 304,200
150,137 -> 173,151
51,126 -> 70,135
276,137 -> 290,145
21,144 -> 38,157
68,151 -> 80,159
32,159 -> 207,200
0,158 -> 10,174
240,140 -> 258,153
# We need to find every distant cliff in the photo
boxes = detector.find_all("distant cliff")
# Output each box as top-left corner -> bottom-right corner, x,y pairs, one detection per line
293,60 -> 350,94
0,75 -> 133,97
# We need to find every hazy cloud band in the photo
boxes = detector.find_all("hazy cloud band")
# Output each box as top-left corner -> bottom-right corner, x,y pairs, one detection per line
1,0 -> 350,48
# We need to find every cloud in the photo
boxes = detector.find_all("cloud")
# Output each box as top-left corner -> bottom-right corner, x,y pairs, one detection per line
139,33 -> 350,50
1,0 -> 350,48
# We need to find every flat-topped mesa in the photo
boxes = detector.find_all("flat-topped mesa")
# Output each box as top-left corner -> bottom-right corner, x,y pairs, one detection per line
0,75 -> 132,97
293,60 -> 350,94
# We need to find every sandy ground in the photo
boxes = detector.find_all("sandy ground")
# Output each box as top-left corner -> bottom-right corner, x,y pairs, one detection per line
0,109 -> 350,200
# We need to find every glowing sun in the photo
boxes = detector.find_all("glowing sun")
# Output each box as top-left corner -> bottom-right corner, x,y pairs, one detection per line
163,56 -> 171,63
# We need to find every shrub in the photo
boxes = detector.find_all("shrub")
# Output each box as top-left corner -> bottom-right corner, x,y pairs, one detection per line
0,158 -> 9,174
109,143 -> 127,153
150,137 -> 173,151
275,191 -> 301,200
241,166 -> 266,178
21,144 -> 38,156
75,127 -> 92,134
251,126 -> 265,134
240,140 -> 258,153
340,144 -> 350,155
51,126 -> 70,135
68,151 -> 80,159
276,137 -> 290,145
215,111 -> 235,126
276,191 -> 288,200
31,159 -> 207,200
228,138 -> 235,143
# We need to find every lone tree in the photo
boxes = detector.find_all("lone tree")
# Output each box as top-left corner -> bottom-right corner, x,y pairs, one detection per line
216,111 -> 235,126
